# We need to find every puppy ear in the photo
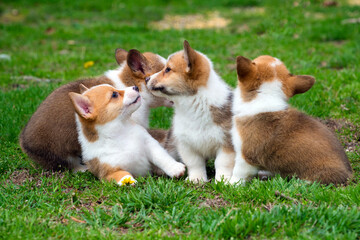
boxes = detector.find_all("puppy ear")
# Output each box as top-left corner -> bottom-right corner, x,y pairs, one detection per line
236,56 -> 256,82
68,92 -> 94,120
288,75 -> 315,96
115,48 -> 128,65
127,49 -> 150,76
79,84 -> 89,94
183,40 -> 197,73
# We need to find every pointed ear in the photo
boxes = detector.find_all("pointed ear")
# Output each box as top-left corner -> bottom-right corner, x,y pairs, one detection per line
288,75 -> 315,96
236,56 -> 255,81
79,84 -> 89,94
183,40 -> 197,73
68,92 -> 94,119
127,49 -> 150,76
115,48 -> 128,65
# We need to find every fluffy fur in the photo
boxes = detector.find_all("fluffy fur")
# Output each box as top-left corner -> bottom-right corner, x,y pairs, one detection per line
69,84 -> 185,185
147,40 -> 235,182
230,55 -> 353,185
20,49 -> 170,171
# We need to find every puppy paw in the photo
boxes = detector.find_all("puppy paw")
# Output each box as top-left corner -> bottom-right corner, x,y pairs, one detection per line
185,175 -> 209,183
228,177 -> 246,186
118,175 -> 137,186
257,170 -> 274,181
166,162 -> 186,178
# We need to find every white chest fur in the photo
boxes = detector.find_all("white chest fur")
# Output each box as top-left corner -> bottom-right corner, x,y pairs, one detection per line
77,117 -> 151,177
173,70 -> 231,158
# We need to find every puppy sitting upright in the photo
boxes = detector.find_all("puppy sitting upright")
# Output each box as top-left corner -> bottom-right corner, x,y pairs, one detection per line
69,84 -> 185,185
230,55 -> 353,185
147,40 -> 235,182
20,49 -> 170,172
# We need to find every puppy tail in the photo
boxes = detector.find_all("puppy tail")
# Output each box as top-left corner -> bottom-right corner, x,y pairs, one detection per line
311,167 -> 353,185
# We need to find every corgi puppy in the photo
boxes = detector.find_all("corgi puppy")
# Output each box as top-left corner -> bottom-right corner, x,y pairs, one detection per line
20,49 -> 171,172
146,40 -> 235,182
230,55 -> 353,185
69,84 -> 185,185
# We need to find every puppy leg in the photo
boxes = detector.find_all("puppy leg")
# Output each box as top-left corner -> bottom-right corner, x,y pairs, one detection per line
178,143 -> 208,183
229,154 -> 258,185
145,134 -> 185,178
215,147 -> 235,182
70,156 -> 88,173
105,170 -> 137,186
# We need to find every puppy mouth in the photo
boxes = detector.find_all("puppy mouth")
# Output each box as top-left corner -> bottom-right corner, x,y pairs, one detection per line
130,96 -> 141,105
151,86 -> 176,96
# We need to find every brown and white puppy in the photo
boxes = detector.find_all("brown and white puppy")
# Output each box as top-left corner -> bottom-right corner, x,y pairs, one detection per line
20,49 -> 170,172
69,84 -> 185,185
230,55 -> 353,185
146,40 -> 235,182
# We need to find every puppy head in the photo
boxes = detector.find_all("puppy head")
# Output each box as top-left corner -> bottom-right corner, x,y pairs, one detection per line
236,55 -> 315,101
116,49 -> 172,107
69,84 -> 141,124
146,40 -> 211,98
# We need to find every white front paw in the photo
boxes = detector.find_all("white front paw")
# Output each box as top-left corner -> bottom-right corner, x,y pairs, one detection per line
229,177 -> 246,186
166,162 -> 186,178
186,175 -> 208,183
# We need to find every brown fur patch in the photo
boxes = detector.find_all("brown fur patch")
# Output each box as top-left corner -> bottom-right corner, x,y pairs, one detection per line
235,109 -> 352,185
147,128 -> 168,144
236,56 -> 261,102
149,49 -> 210,96
115,48 -> 128,65
210,92 -> 234,152
87,158 -> 132,183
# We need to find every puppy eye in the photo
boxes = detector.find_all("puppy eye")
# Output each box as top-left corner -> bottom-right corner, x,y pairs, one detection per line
165,67 -> 171,73
111,92 -> 118,98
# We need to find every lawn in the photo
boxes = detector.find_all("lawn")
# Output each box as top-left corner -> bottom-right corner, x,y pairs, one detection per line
0,0 -> 359,239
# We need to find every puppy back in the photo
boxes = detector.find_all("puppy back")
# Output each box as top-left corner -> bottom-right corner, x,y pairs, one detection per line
236,109 -> 352,184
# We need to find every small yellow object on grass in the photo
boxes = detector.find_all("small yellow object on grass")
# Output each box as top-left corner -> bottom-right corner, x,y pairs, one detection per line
84,61 -> 94,69
119,176 -> 136,186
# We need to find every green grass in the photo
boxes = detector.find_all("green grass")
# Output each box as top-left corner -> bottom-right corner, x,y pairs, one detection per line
1,0 -> 359,239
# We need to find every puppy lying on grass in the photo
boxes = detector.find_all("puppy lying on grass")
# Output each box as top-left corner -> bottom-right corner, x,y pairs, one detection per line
20,49 -> 172,172
68,84 -> 185,185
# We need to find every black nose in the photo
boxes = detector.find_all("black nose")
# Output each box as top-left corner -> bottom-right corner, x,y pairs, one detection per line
133,86 -> 139,92
145,77 -> 150,84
